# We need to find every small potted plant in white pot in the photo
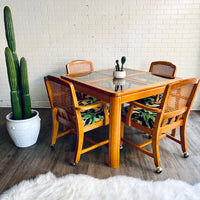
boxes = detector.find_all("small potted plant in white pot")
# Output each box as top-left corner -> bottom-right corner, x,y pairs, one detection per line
4,6 -> 40,148
113,56 -> 126,79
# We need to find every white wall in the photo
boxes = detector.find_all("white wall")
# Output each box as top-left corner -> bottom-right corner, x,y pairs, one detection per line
0,0 -> 200,109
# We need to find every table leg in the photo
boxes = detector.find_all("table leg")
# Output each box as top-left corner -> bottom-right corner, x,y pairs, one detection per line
109,96 -> 121,168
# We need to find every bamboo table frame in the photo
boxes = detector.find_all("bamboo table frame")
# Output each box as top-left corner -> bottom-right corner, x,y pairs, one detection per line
61,68 -> 181,168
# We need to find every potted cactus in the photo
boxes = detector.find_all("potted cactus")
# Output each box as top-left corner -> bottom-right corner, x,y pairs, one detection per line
4,6 -> 40,148
113,56 -> 126,78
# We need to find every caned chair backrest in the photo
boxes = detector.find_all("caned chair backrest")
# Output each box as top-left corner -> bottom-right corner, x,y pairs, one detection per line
149,61 -> 177,78
66,60 -> 94,76
155,78 -> 199,131
44,75 -> 78,116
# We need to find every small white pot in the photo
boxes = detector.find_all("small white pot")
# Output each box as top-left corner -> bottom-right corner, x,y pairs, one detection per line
6,109 -> 41,148
113,71 -> 126,79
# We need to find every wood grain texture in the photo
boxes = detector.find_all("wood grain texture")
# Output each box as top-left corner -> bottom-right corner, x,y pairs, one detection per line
0,108 -> 200,194
121,78 -> 200,173
61,68 -> 181,168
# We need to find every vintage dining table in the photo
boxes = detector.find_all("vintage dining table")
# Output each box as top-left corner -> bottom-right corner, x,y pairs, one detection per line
61,68 -> 181,168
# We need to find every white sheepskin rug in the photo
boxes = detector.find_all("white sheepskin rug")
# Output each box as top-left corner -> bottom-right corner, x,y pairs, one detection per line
0,172 -> 200,200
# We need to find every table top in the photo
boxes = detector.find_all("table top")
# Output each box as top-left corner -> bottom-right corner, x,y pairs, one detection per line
61,68 -> 180,97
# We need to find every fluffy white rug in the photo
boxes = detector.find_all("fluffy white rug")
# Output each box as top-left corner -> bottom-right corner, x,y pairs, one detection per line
0,172 -> 199,200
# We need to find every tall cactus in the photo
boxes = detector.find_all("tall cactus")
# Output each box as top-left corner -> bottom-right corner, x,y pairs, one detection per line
4,6 -> 20,82
4,6 -> 32,120
5,47 -> 22,120
20,57 -> 32,119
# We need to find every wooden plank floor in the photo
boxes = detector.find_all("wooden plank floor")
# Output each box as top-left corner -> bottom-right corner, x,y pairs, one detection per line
0,108 -> 200,194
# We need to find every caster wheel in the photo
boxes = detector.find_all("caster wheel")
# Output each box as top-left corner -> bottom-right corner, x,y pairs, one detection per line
183,152 -> 189,158
50,145 -> 55,151
155,167 -> 162,174
72,162 -> 78,166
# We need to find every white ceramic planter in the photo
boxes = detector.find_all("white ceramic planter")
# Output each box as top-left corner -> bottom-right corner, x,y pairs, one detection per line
6,109 -> 41,148
113,71 -> 126,79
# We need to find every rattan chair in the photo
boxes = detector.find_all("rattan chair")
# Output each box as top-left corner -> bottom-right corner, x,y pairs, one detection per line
137,61 -> 177,106
66,60 -> 97,100
150,61 -> 177,103
44,75 -> 109,165
121,78 -> 199,173
135,61 -> 178,136
149,61 -> 177,79
66,60 -> 94,77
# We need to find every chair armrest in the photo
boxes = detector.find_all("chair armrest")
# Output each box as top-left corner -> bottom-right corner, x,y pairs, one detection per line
76,101 -> 107,111
130,101 -> 162,113
125,101 -> 161,126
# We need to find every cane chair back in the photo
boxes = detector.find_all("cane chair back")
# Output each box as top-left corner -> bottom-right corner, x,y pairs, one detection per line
121,78 -> 199,173
66,60 -> 94,77
44,75 -> 109,165
66,60 -> 99,101
138,61 -> 177,104
149,61 -> 177,79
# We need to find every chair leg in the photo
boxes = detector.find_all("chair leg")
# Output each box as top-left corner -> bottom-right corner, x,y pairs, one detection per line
155,94 -> 159,103
180,125 -> 189,158
74,129 -> 84,165
152,133 -> 162,173
80,92 -> 84,99
51,112 -> 59,148
120,122 -> 124,149
63,125 -> 67,131
171,128 -> 177,137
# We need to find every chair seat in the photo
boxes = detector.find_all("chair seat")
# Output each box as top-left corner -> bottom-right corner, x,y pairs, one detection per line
121,102 -> 160,129
136,94 -> 163,106
122,95 -> 173,129
76,91 -> 100,102
79,99 -> 105,126
122,92 -> 163,130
